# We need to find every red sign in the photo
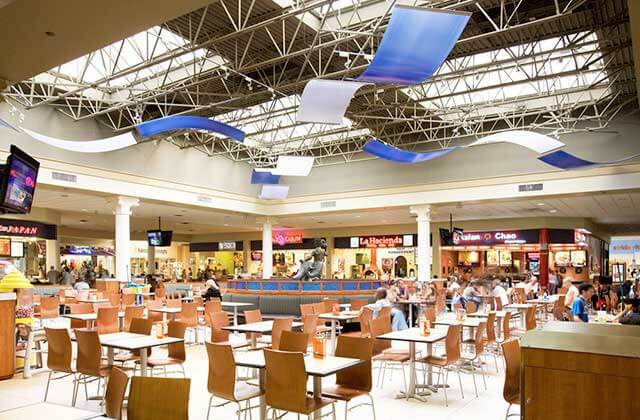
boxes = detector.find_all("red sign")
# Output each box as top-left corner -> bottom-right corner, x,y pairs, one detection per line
0,218 -> 57,239
0,223 -> 38,237
359,235 -> 403,248
452,230 -> 539,246
272,231 -> 303,246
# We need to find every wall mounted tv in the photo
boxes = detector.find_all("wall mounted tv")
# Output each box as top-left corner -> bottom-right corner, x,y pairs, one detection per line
147,230 -> 173,247
0,145 -> 40,214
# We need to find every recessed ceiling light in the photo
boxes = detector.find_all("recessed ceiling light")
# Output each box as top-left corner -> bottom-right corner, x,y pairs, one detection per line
549,209 -> 557,213
537,203 -> 545,206
81,209 -> 88,212
223,224 -> 229,227
355,215 -> 361,218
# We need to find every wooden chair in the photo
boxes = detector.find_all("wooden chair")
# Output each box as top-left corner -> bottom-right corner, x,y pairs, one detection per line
322,336 -> 375,420
127,376 -> 190,420
178,302 -> 201,343
139,321 -> 187,377
513,306 -> 537,336
264,349 -> 336,419
435,289 -> 447,314
417,324 -> 464,406
501,339 -> 521,419
424,307 -> 436,323
344,306 -> 374,338
278,331 -> 309,352
96,306 -> 120,334
370,316 -> 409,390
494,297 -> 504,311
204,300 -> 223,327
43,328 -> 76,404
209,312 -> 249,349
244,309 -> 266,343
466,301 -> 478,314
461,322 -> 488,396
74,329 -> 111,406
557,287 -> 568,295
500,311 -> 513,342
552,295 -> 566,321
104,366 -> 129,420
106,293 -> 120,307
40,296 -> 59,319
114,318 -> 153,364
514,288 -> 526,304
310,302 -> 332,333
302,314 -> 319,345
350,298 -> 368,311
155,287 -> 166,300
122,293 -> 135,307
123,305 -> 145,332
68,303 -> 93,329
483,312 -> 501,372
166,298 -> 182,309
205,342 -> 262,420
322,298 -> 339,313
270,318 -> 293,350
299,303 -> 316,317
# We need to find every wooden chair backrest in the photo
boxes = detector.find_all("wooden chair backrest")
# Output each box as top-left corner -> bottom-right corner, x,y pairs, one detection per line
322,298 -> 339,313
501,339 -> 521,403
378,306 -> 392,324
424,307 -> 436,323
299,303 -> 315,316
106,293 -> 121,307
167,321 -> 187,361
209,311 -> 230,343
444,324 -> 462,364
147,299 -> 163,322
525,306 -> 537,331
180,302 -> 198,327
486,312 -> 497,343
122,293 -> 135,307
514,288 -> 526,304
124,306 -> 145,331
104,366 -> 129,419
44,328 -> 72,373
129,318 -> 153,335
40,296 -> 59,319
69,303 -> 93,329
312,302 -> 325,315
552,295 -> 566,321
369,316 -> 391,354
264,349 -> 307,413
155,288 -> 166,300
359,307 -> 374,337
494,297 -> 504,311
503,311 -> 512,340
205,300 -> 223,315
335,336 -> 374,392
473,322 -> 486,355
75,329 -> 102,376
128,376 -> 190,420
166,299 -> 182,309
435,289 -> 447,313
205,342 -> 236,401
557,287 -> 568,295
302,314 -> 318,343
243,309 -> 263,324
466,301 -> 477,314
271,318 -> 293,350
350,298 -> 368,311
279,331 -> 309,352
97,306 -> 119,334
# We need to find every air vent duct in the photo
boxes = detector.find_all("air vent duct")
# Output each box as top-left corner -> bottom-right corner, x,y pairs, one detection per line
197,195 -> 212,203
320,200 -> 337,209
51,171 -> 77,183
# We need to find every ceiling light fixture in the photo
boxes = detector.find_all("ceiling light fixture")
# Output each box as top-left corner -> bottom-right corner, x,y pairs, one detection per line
537,203 -> 545,206
549,209 -> 557,213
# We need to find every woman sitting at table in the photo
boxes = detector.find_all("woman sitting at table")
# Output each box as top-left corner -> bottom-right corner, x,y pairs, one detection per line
365,288 -> 408,331
201,279 -> 222,301
614,298 -> 640,325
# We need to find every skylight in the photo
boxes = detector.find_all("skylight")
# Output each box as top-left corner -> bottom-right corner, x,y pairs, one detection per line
402,32 -> 610,121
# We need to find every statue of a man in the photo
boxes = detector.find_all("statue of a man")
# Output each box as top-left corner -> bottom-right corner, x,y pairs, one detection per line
292,238 -> 328,281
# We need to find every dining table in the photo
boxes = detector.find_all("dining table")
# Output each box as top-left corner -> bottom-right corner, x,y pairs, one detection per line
377,327 -> 448,402
98,332 -> 183,376
222,320 -> 304,348
234,350 -> 363,420
63,311 -> 125,330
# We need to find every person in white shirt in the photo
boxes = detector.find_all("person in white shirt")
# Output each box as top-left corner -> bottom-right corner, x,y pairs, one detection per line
563,277 -> 579,308
492,280 -> 509,307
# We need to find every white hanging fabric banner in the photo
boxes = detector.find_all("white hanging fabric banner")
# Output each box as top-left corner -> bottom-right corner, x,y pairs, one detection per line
296,79 -> 369,125
470,130 -> 565,154
21,127 -> 138,153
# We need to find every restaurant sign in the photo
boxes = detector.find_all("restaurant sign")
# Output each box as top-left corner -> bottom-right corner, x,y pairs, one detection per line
0,218 -> 57,240
272,231 -> 304,246
452,230 -> 539,246
219,241 -> 237,250
355,235 -> 412,248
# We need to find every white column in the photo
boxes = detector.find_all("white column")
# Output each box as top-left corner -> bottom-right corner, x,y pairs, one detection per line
410,205 -> 431,283
114,196 -> 139,282
147,245 -> 156,274
262,220 -> 273,279
45,240 -> 59,271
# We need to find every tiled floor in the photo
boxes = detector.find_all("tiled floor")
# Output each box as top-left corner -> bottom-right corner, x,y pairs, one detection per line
0,337 -> 513,419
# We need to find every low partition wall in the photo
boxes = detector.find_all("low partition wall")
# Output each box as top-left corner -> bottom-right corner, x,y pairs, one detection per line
227,279 -> 382,295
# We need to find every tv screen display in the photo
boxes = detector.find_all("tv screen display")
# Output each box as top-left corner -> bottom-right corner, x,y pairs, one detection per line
1,145 -> 40,214
147,230 -> 173,247
10,240 -> 23,258
439,228 -> 452,246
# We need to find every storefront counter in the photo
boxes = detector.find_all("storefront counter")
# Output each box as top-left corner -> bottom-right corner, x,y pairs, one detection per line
227,279 -> 382,294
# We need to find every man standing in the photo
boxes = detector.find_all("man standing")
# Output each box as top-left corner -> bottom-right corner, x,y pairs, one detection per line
46,265 -> 59,285
572,283 -> 594,323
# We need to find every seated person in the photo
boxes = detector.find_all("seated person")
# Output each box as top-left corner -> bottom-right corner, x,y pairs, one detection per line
201,279 -> 222,301
572,283 -> 594,323
73,277 -> 90,292
365,288 -> 408,331
492,280 -> 509,307
614,298 -> 640,325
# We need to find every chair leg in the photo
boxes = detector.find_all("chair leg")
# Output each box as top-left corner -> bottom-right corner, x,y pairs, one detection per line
480,358 -> 487,390
442,368 -> 448,407
369,393 -> 377,420
456,367 -> 464,399
401,364 -> 408,397
206,394 -> 214,420
332,403 -> 336,420
344,401 -> 348,420
44,371 -> 52,401
505,403 -> 512,420
470,365 -> 478,397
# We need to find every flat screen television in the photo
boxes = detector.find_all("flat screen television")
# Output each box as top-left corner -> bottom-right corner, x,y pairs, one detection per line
0,145 -> 40,214
439,228 -> 452,246
147,230 -> 173,247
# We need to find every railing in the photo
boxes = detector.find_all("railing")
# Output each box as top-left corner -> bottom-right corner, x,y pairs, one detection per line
227,279 -> 382,294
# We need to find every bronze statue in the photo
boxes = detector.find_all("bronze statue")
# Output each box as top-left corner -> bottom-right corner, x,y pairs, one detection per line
292,238 -> 328,281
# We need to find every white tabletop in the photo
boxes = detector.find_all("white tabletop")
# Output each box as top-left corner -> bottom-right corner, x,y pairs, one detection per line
505,303 -> 537,309
99,332 -> 183,350
0,402 -> 100,420
318,311 -> 359,321
377,327 -> 448,344
223,320 -> 303,333
221,302 -> 254,308
233,351 -> 362,377
526,296 -> 559,304
433,317 -> 483,328
64,311 -> 125,321
149,307 -> 182,314
467,310 -> 510,318
76,298 -> 110,303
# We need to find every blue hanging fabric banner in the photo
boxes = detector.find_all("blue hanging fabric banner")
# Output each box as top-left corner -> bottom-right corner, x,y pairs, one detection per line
363,139 -> 458,163
538,150 -> 640,170
136,115 -> 245,143
251,169 -> 280,185
357,6 -> 470,85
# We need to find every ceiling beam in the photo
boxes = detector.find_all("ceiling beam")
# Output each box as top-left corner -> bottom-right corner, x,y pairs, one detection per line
627,0 -> 640,107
